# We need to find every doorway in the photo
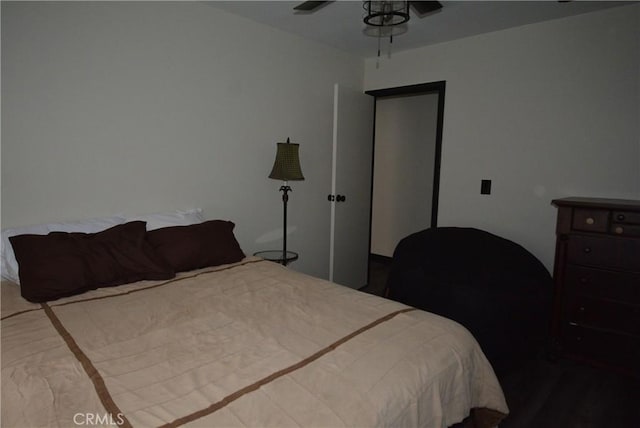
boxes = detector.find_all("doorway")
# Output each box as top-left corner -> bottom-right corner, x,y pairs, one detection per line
363,81 -> 445,292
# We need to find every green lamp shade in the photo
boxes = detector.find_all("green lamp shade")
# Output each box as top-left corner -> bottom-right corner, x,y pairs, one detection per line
269,138 -> 304,181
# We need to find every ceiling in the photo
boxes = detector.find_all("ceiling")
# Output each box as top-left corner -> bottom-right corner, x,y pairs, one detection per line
210,1 -> 631,58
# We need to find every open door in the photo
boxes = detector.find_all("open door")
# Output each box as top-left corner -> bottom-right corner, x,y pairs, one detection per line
329,84 -> 374,288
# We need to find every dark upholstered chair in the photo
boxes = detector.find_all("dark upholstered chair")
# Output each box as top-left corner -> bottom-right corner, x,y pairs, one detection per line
385,227 -> 553,379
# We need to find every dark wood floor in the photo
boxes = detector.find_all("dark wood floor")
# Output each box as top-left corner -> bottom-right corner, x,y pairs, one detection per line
499,357 -> 640,428
362,254 -> 391,296
361,256 -> 640,428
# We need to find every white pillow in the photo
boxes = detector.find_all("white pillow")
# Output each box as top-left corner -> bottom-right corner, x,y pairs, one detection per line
1,215 -> 127,284
126,208 -> 204,231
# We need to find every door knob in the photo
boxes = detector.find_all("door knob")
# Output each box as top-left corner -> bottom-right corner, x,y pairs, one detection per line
327,194 -> 346,202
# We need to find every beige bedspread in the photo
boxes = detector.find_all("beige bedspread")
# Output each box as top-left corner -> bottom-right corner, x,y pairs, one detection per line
2,257 -> 508,427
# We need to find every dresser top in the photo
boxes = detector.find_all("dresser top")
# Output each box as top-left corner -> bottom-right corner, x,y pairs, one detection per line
552,197 -> 640,211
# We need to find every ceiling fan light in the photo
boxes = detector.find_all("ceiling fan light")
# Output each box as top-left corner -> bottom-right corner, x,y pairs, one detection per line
363,1 -> 410,27
363,23 -> 408,38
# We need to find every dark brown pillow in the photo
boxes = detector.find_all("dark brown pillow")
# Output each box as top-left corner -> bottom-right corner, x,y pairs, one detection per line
9,221 -> 175,303
146,220 -> 245,273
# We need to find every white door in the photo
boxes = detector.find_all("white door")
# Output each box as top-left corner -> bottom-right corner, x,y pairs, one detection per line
329,84 -> 374,288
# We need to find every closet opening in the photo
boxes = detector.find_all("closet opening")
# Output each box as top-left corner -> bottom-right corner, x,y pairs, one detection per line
363,81 -> 445,293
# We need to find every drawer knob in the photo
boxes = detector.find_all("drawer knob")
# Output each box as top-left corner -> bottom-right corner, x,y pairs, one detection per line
579,306 -> 585,312
614,226 -> 624,234
585,217 -> 595,225
579,277 -> 588,284
583,247 -> 592,254
617,214 -> 625,221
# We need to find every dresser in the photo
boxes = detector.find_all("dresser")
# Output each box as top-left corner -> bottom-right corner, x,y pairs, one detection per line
551,197 -> 640,377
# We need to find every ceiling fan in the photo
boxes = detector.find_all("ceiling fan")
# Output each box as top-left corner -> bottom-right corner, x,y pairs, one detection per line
293,1 -> 443,18
294,1 -> 444,58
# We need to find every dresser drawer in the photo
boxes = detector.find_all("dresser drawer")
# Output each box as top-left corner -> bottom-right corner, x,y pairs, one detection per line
613,211 -> 640,225
572,208 -> 609,233
567,235 -> 640,272
565,265 -> 640,305
567,295 -> 640,336
611,223 -> 640,238
563,324 -> 640,374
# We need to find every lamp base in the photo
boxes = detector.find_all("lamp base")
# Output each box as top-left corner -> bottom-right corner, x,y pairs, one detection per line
279,185 -> 292,263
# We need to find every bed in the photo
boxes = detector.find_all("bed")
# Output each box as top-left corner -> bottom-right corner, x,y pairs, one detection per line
1,216 -> 508,428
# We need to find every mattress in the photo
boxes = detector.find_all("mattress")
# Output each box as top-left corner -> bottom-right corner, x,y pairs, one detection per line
1,257 -> 508,427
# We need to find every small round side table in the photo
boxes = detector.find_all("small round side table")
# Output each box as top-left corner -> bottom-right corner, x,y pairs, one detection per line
254,250 -> 299,266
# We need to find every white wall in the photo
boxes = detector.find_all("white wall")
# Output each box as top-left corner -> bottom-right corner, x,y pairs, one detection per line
1,1 -> 364,279
371,93 -> 438,257
365,4 -> 640,272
